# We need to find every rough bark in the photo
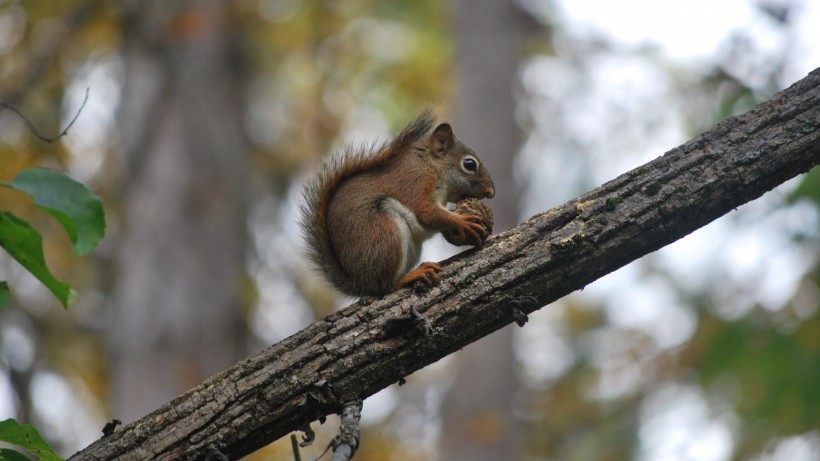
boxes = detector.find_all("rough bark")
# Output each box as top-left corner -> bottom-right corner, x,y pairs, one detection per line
70,68 -> 820,460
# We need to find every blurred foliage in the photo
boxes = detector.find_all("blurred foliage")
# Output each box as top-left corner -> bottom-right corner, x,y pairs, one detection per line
231,0 -> 453,182
788,167 -> 820,205
0,0 -> 818,460
697,313 -> 820,428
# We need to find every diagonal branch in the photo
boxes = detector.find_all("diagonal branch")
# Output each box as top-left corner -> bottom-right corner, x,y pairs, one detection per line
69,67 -> 820,461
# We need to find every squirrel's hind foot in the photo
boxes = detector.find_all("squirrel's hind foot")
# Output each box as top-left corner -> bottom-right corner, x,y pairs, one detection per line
397,262 -> 442,290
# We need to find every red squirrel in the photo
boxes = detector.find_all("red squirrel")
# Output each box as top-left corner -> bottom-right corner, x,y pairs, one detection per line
301,111 -> 495,297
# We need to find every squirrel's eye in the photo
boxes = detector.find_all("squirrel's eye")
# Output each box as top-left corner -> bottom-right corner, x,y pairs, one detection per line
462,156 -> 478,173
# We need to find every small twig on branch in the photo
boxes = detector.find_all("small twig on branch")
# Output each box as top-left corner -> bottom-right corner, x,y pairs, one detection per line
307,401 -> 363,461
0,87 -> 89,143
327,401 -> 362,461
100,419 -> 121,437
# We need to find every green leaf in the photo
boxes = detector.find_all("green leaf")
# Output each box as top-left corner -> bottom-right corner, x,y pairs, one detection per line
0,447 -> 40,461
0,281 -> 7,308
0,212 -> 75,308
2,168 -> 105,255
0,419 -> 64,461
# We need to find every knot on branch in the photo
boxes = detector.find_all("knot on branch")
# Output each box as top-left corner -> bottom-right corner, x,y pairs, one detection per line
383,305 -> 433,337
509,295 -> 538,327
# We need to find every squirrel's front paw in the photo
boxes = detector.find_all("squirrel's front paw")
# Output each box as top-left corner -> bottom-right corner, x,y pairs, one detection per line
443,199 -> 494,246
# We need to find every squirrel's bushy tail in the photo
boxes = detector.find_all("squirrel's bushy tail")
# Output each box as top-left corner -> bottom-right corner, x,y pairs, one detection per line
300,111 -> 436,296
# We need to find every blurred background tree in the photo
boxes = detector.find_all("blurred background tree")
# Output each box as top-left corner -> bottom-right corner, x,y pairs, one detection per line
0,1 -> 818,460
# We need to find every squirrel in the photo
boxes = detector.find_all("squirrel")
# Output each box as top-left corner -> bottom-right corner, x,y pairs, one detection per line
300,111 -> 495,297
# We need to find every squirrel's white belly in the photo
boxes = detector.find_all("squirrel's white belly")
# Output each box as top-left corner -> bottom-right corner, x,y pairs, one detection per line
383,197 -> 437,279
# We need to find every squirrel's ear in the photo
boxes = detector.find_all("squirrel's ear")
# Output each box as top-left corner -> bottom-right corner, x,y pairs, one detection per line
431,123 -> 454,155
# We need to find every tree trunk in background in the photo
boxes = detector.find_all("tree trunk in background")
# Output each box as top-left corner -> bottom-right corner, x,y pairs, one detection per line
109,1 -> 248,422
442,1 -> 525,460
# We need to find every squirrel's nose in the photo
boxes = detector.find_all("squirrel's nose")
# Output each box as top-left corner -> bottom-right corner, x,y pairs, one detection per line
486,186 -> 495,199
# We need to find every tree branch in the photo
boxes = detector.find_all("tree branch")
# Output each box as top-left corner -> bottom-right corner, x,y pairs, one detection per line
69,67 -> 820,460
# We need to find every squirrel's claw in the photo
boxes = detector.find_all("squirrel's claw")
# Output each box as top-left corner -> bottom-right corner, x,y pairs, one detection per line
397,262 -> 442,290
455,214 -> 489,246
